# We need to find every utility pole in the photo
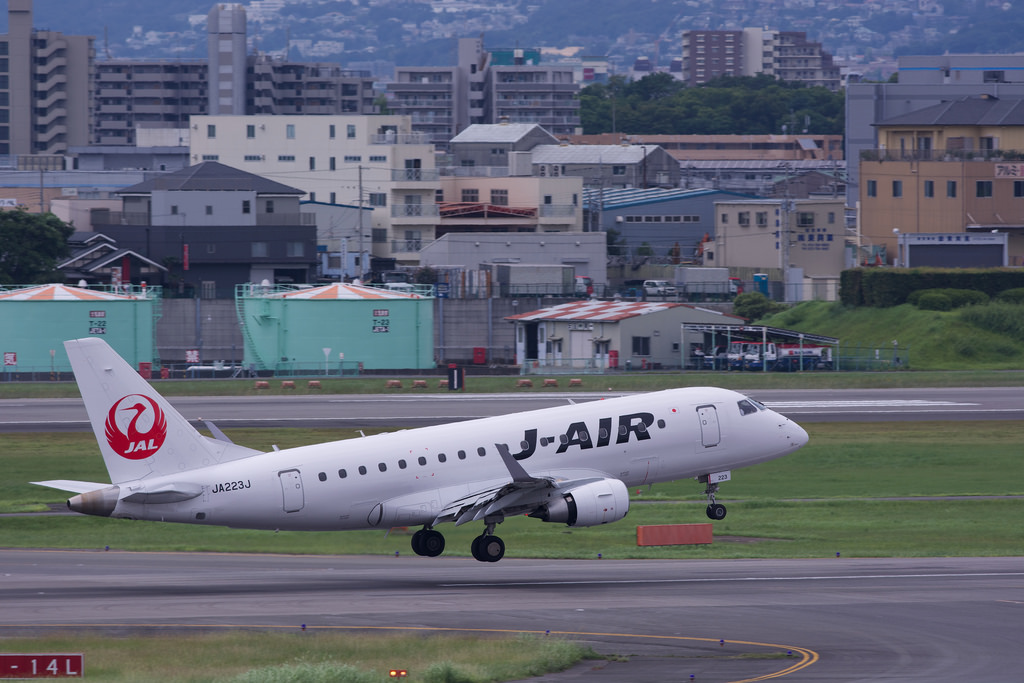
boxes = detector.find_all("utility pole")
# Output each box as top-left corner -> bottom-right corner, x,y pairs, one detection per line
357,165 -> 365,281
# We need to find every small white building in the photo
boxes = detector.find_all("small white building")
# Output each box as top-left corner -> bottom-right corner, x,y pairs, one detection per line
507,299 -> 743,370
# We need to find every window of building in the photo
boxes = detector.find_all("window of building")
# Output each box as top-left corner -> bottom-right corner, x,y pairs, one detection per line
867,179 -> 877,197
344,155 -> 361,162
205,205 -> 213,216
892,180 -> 903,198
243,155 -> 261,162
252,242 -> 268,257
308,156 -> 315,171
738,211 -> 750,226
329,124 -> 335,139
797,212 -> 815,227
207,124 -> 216,138
462,189 -> 479,203
947,181 -> 957,198
368,193 -> 387,207
170,205 -> 178,215
265,200 -> 274,214
246,124 -> 255,139
632,336 -> 651,356
612,165 -> 626,176
976,180 -> 993,198
330,192 -> 336,203
201,154 -> 219,161
720,213 -> 728,224
369,155 -> 387,163
287,242 -> 305,257
756,211 -> 768,227
1015,181 -> 1024,198
329,157 -> 336,171
286,124 -> 295,139
923,180 -> 934,198
242,200 -> 251,214
491,189 -> 509,206
347,124 -> 356,139
309,192 -> 316,202
277,155 -> 295,162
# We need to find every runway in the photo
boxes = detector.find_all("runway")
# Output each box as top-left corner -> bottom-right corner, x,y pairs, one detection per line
2,550 -> 1022,681
3,387 -> 1023,680
2,386 -> 1023,432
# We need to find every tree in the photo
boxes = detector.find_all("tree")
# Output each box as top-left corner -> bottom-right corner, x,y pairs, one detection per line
0,209 -> 75,285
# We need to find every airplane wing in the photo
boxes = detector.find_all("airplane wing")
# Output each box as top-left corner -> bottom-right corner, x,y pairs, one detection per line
431,442 -> 609,527
32,479 -> 110,494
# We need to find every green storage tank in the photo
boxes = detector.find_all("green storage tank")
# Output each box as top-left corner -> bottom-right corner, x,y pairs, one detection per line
0,283 -> 160,376
236,283 -> 434,372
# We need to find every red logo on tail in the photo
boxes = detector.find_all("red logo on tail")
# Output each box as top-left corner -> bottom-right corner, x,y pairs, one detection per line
104,394 -> 168,460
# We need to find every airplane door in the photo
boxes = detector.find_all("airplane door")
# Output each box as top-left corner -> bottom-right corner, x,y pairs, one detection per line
697,405 -> 721,448
279,469 -> 304,513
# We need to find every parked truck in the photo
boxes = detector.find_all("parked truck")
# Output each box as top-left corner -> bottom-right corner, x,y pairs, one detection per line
674,267 -> 735,300
487,264 -> 575,297
727,341 -> 833,371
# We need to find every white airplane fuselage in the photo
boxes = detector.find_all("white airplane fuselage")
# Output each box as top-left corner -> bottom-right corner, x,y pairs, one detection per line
95,387 -> 802,531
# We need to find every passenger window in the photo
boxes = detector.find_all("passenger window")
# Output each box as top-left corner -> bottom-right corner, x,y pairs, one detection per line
458,450 -> 467,460
399,459 -> 407,469
438,453 -> 447,463
378,463 -> 387,472
338,469 -> 347,479
358,465 -> 367,475
318,472 -> 327,482
418,456 -> 427,466
477,447 -> 486,456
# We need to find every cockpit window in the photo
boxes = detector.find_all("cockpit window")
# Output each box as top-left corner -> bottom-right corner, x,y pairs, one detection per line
737,399 -> 759,416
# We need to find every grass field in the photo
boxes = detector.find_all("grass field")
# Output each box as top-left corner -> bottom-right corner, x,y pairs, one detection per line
5,421 -> 1023,558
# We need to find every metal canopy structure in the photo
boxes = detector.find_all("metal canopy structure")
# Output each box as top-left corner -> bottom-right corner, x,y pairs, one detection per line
681,323 -> 840,372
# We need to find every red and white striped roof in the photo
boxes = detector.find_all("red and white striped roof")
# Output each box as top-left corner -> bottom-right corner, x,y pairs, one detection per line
0,284 -> 138,301
506,300 -> 683,322
265,283 -> 423,300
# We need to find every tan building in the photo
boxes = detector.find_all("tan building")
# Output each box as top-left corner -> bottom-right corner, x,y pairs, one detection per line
709,198 -> 846,301
1,0 -> 94,157
859,95 -> 1024,266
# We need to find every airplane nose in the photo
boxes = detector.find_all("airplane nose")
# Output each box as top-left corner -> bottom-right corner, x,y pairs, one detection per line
787,419 -> 809,450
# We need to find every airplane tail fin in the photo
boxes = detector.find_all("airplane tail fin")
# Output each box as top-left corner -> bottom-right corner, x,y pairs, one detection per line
64,337 -> 261,484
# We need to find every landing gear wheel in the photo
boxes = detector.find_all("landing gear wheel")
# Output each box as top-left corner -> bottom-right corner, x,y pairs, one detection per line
471,534 -> 505,562
706,503 -> 727,521
411,528 -> 445,557
421,529 -> 445,556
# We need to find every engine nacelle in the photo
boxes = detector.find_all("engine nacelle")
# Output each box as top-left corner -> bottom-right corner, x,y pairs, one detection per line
531,478 -> 629,527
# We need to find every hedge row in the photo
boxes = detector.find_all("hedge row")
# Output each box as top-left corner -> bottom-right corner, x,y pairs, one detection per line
839,268 -> 1024,307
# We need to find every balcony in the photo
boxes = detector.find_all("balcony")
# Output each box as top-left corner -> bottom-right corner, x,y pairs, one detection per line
390,168 -> 440,182
390,238 -> 422,253
861,148 -> 1024,162
370,132 -> 432,145
391,204 -> 440,219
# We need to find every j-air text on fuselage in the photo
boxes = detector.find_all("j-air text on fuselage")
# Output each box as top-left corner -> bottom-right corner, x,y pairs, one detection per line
33,338 -> 809,563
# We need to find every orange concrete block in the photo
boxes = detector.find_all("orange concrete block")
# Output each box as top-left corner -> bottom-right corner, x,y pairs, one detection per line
636,523 -> 713,547
438,379 -> 449,388
307,380 -> 322,389
281,380 -> 296,390
412,379 -> 428,388
254,381 -> 270,390
516,379 -> 533,388
569,378 -> 583,386
386,379 -> 403,388
543,378 -> 558,387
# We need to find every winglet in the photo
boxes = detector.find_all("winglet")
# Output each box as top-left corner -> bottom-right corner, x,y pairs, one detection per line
494,443 -> 536,483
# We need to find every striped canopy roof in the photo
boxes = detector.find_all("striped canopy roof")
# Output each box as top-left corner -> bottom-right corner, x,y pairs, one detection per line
0,284 -> 138,301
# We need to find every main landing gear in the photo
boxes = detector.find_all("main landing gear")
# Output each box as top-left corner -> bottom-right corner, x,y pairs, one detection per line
470,519 -> 505,562
410,521 -> 506,562
410,527 -> 445,557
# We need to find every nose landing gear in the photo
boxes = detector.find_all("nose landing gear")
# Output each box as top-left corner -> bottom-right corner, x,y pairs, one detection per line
698,471 -> 731,521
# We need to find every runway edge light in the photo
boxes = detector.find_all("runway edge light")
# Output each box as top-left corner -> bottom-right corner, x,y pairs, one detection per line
389,669 -> 408,678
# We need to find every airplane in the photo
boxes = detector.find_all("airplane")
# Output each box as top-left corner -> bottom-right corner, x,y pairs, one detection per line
33,337 -> 809,563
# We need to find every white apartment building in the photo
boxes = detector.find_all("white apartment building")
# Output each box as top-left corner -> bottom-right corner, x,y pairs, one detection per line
188,114 -> 440,266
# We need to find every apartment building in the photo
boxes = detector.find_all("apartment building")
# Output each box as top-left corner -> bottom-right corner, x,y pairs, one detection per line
387,37 -> 581,149
1,0 -> 93,158
188,114 -> 439,266
858,95 -> 1024,266
680,28 -> 839,91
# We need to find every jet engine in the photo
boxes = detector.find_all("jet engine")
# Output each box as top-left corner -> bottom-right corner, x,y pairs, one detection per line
530,478 -> 629,527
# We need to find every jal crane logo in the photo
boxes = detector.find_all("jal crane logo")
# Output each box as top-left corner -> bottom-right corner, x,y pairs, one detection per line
104,394 -> 168,460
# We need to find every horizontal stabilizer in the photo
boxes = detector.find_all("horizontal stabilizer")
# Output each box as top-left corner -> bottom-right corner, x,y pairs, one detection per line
32,479 -> 109,494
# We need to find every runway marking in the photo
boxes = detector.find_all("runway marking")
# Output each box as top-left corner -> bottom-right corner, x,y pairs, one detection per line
0,622 -> 819,682
441,571 -> 1024,588
765,400 -> 978,408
